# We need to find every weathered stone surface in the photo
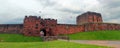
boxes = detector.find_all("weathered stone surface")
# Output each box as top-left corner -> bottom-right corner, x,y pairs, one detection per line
23,16 -> 57,36
0,24 -> 23,34
0,11 -> 120,36
22,12 -> 120,36
77,11 -> 103,25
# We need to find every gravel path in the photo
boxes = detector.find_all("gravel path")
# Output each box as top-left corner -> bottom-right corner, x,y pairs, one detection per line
69,40 -> 120,48
59,39 -> 120,48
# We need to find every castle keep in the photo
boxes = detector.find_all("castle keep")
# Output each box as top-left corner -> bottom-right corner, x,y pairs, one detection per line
0,11 -> 120,36
77,12 -> 103,25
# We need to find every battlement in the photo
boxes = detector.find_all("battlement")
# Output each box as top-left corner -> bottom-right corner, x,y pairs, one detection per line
84,11 -> 101,16
25,16 -> 41,20
25,16 -> 57,21
43,18 -> 57,21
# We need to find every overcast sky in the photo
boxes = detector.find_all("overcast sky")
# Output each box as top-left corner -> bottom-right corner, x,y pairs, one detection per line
0,0 -> 120,24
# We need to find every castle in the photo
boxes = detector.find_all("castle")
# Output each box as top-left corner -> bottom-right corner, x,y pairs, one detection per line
0,11 -> 120,36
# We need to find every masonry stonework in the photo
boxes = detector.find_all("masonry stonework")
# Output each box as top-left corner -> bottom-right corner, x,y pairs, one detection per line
0,11 -> 120,36
0,24 -> 23,34
77,12 -> 103,25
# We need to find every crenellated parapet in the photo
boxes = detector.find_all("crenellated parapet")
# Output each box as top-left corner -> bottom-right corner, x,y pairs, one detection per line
24,16 -> 41,23
43,18 -> 57,26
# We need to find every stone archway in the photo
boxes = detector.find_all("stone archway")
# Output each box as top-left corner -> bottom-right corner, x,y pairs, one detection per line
40,29 -> 46,36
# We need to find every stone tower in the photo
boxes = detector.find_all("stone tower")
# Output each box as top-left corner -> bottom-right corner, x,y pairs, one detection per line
23,16 -> 57,36
23,16 -> 42,36
77,11 -> 103,25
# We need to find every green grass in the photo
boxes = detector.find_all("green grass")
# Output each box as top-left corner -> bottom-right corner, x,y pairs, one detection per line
0,34 -> 110,48
0,41 -> 110,48
68,30 -> 120,40
0,34 -> 42,42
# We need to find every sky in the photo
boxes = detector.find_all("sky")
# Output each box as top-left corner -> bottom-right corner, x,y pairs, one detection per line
0,0 -> 120,24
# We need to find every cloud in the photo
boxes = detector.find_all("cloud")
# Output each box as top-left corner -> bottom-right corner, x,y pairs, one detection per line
0,0 -> 120,24
97,0 -> 120,23
56,8 -> 82,14
39,0 -> 56,7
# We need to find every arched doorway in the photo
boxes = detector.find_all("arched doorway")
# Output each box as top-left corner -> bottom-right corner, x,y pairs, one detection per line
40,29 -> 46,36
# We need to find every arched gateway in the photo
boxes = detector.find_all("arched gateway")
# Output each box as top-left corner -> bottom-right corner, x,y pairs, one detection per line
40,29 -> 46,36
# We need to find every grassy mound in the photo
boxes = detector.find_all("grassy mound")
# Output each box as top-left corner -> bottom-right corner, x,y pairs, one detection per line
68,30 -> 120,40
0,41 -> 110,48
0,34 -> 42,42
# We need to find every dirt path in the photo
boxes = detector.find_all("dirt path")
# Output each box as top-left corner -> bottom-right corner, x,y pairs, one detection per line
60,39 -> 120,48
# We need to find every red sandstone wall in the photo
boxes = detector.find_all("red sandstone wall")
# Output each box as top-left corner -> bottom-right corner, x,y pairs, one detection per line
0,24 -> 23,34
77,12 -> 103,25
77,15 -> 87,25
54,24 -> 85,35
0,11 -> 120,37
23,16 -> 120,36
42,19 -> 57,26
84,23 -> 120,31
22,15 -> 120,36
23,16 -> 57,36
23,16 -> 42,36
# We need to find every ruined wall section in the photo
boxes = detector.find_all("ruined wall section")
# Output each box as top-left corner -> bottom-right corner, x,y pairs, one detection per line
54,23 -> 120,35
77,13 -> 88,25
22,12 -> 120,36
23,16 -> 42,36
23,16 -> 57,36
54,24 -> 85,35
84,23 -> 120,31
0,24 -> 23,34
41,18 -> 57,36
42,18 -> 57,26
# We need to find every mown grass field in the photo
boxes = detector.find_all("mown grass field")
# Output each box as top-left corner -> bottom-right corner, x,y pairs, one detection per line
0,41 -> 110,48
0,34 -> 42,42
68,30 -> 120,40
0,34 -> 111,48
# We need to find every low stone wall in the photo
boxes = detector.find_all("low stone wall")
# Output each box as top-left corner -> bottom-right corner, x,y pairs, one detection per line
41,36 -> 69,41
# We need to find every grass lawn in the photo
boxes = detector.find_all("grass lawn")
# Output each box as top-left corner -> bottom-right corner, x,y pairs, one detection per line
0,34 -> 42,42
0,34 -> 111,48
0,41 -> 110,48
68,30 -> 120,40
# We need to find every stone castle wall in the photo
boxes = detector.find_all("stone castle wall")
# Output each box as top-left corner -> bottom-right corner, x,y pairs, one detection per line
20,12 -> 120,36
23,16 -> 57,36
0,12 -> 120,36
54,24 -> 84,35
84,23 -> 120,31
0,24 -> 23,34
52,23 -> 120,35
